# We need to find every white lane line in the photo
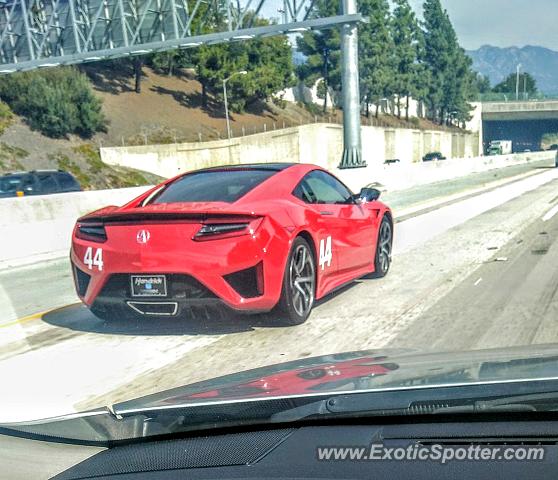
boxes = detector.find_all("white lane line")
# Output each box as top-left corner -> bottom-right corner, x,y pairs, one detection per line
542,203 -> 558,222
394,168 -> 558,255
474,278 -> 483,286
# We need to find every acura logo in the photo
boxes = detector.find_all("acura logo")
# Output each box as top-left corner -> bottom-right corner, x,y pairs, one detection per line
136,230 -> 151,244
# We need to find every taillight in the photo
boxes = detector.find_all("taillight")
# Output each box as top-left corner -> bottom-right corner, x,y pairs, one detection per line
193,218 -> 263,241
75,222 -> 107,243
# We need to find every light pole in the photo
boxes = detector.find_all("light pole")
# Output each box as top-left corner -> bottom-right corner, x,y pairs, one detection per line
223,70 -> 247,140
339,0 -> 364,168
516,64 -> 522,101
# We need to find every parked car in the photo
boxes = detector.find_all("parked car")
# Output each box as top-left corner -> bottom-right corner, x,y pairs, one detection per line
555,149 -> 558,168
548,144 -> 558,151
0,170 -> 82,198
422,152 -> 447,162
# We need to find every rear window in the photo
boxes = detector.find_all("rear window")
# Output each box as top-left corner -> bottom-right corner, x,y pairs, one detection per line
149,169 -> 278,204
0,175 -> 23,193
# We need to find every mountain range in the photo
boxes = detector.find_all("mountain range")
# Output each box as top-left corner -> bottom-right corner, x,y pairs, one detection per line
467,45 -> 558,95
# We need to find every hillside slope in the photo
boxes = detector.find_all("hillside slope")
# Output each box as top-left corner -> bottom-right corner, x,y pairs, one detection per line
84,64 -> 321,146
0,63 -> 461,190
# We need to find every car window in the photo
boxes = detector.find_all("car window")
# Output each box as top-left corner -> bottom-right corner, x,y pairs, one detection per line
292,179 -> 317,204
56,172 -> 80,191
36,173 -> 59,193
301,170 -> 354,205
149,168 -> 277,204
0,175 -> 23,193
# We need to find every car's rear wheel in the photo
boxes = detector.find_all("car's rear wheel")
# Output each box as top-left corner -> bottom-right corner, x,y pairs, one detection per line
275,237 -> 316,326
374,216 -> 393,278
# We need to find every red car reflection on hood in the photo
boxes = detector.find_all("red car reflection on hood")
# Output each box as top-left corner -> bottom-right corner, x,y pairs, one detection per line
164,357 -> 399,403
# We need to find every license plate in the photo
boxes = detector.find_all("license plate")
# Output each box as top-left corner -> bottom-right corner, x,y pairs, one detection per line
131,275 -> 167,297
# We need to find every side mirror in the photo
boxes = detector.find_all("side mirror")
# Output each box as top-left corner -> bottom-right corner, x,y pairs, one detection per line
359,187 -> 381,203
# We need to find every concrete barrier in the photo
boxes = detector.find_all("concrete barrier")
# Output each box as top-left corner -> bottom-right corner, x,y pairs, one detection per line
0,186 -> 151,268
336,151 -> 555,193
100,123 -> 482,179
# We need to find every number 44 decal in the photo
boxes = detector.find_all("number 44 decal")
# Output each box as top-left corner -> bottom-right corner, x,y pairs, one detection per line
319,236 -> 332,270
84,247 -> 104,271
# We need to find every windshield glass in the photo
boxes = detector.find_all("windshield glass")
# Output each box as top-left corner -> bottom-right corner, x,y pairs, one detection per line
2,0 -> 558,441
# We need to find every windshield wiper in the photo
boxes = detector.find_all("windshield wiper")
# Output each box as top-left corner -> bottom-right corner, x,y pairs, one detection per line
270,387 -> 558,423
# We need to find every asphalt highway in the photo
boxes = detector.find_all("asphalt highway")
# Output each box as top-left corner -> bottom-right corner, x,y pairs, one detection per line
1,159 -> 558,422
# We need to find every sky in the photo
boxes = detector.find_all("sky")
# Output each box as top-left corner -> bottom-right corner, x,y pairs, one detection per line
408,0 -> 558,51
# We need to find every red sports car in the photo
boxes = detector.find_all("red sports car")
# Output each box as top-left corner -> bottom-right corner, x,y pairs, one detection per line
70,163 -> 393,325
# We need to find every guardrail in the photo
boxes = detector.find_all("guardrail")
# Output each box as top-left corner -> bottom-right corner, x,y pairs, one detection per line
478,93 -> 558,102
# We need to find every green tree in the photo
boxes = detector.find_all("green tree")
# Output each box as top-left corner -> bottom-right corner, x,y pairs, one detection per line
422,0 -> 476,125
474,74 -> 491,94
422,0 -> 453,123
447,47 -> 477,125
0,68 -> 106,138
390,0 -> 421,120
493,72 -> 538,96
149,49 -> 193,76
296,0 -> 342,112
359,0 -> 395,118
192,21 -> 294,113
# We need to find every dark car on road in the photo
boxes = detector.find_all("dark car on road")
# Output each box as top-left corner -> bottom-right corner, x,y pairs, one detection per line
422,151 -> 447,162
0,170 -> 82,198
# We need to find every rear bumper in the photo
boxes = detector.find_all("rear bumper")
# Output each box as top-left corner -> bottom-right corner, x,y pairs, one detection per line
70,220 -> 292,314
71,261 -> 282,315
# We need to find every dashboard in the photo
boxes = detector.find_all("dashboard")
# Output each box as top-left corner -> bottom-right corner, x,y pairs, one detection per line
4,416 -> 558,479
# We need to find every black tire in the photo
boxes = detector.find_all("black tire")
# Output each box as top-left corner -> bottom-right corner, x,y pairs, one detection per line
274,237 -> 316,326
373,216 -> 393,278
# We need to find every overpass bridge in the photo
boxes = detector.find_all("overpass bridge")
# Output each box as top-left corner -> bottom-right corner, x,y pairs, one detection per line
480,100 -> 558,152
482,100 -> 558,121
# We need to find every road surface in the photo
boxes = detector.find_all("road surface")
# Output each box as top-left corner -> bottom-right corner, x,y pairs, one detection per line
1,159 -> 557,422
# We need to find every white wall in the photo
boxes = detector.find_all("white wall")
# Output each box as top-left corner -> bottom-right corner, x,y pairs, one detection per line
101,123 -> 481,181
0,187 -> 151,268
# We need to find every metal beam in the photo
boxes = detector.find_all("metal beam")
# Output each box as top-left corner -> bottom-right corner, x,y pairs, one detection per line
0,12 -> 362,73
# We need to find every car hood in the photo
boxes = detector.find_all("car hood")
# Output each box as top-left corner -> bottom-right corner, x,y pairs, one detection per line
115,344 -> 558,414
4,345 -> 558,444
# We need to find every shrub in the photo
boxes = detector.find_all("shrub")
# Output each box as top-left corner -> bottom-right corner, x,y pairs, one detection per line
0,68 -> 107,138
0,101 -> 13,134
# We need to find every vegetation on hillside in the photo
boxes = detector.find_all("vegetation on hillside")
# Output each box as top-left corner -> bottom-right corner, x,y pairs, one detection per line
0,142 -> 27,172
148,17 -> 295,113
0,0 -> 487,143
59,144 -> 159,190
0,68 -> 107,138
297,0 -> 478,126
0,101 -> 14,135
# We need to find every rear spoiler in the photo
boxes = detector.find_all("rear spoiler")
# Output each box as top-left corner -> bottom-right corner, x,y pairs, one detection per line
78,211 -> 261,225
